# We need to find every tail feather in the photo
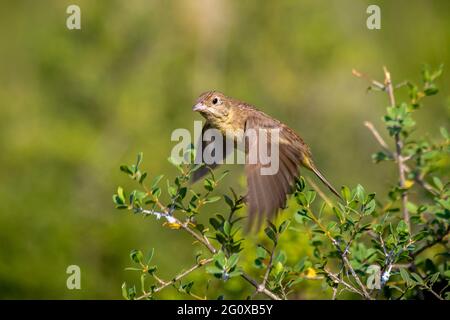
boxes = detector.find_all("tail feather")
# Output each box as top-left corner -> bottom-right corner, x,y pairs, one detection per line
310,166 -> 342,201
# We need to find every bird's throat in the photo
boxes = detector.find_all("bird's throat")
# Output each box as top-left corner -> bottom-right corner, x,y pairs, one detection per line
204,110 -> 241,135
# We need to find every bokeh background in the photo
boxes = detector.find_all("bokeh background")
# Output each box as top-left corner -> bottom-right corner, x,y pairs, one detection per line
0,0 -> 448,299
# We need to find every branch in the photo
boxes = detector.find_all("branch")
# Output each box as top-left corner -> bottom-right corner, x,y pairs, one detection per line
364,121 -> 438,196
364,121 -> 391,154
136,257 -> 214,300
138,203 -> 282,300
307,209 -> 372,299
354,67 -> 410,231
256,234 -> 279,297
383,66 -> 410,232
241,272 -> 281,300
323,268 -> 365,297
352,69 -> 384,90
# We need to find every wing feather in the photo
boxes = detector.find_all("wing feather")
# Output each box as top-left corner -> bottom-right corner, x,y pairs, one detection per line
244,115 -> 303,229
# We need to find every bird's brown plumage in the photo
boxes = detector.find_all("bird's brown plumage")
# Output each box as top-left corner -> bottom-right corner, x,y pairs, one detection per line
192,91 -> 341,231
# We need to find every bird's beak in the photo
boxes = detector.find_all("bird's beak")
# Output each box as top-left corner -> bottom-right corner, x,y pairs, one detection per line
192,103 -> 207,112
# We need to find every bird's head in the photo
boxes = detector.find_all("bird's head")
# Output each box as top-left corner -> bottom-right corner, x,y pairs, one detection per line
192,91 -> 232,124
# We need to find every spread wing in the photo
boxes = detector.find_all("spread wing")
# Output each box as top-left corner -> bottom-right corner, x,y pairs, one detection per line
244,114 -> 306,231
191,122 -> 232,183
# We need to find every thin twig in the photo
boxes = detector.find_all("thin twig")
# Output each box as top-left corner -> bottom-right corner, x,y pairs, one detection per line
364,121 -> 438,196
352,69 -> 384,90
241,272 -> 282,300
383,66 -> 410,232
136,258 -> 213,300
426,286 -> 444,300
343,217 -> 362,256
332,287 -> 338,300
261,235 -> 278,289
323,268 -> 365,297
364,121 -> 392,154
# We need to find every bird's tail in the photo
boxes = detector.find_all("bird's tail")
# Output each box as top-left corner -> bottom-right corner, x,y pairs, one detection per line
309,165 -> 342,201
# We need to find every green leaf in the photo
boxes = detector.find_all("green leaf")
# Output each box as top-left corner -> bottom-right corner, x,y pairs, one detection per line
206,266 -> 223,275
216,170 -> 229,182
256,246 -> 267,258
411,273 -> 424,285
341,186 -> 351,201
305,190 -> 316,205
130,249 -> 144,264
295,193 -> 308,206
424,84 -> 438,96
264,226 -> 277,243
430,64 -> 444,81
432,177 -> 443,191
363,199 -> 376,215
279,220 -> 290,233
215,251 -> 226,268
372,223 -> 383,234
138,172 -> 147,185
223,220 -> 231,235
146,248 -> 155,265
396,220 -> 410,238
117,186 -> 125,202
180,281 -> 194,294
228,254 -> 239,268
129,190 -> 137,205
440,127 -> 449,140
325,222 -> 336,233
128,286 -> 136,300
120,165 -> 134,176
355,184 -> 365,203
406,202 -> 418,214
167,183 -> 177,197
275,251 -> 287,264
295,177 -> 305,192
333,207 -> 345,224
151,187 -> 161,198
223,195 -> 234,208
429,272 -> 440,285
147,266 -> 157,275
412,230 -> 428,242
178,187 -> 187,200
204,196 -> 221,204
443,270 -> 450,279
372,151 -> 391,163
365,193 -> 376,203
295,208 -> 311,223
399,268 -> 413,287
136,152 -> 143,169
121,282 -> 129,300
228,270 -> 243,278
151,175 -> 164,188
209,217 -> 221,230
113,194 -> 126,207
203,178 -> 214,191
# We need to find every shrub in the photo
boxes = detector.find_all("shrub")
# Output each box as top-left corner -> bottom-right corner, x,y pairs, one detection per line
114,66 -> 449,300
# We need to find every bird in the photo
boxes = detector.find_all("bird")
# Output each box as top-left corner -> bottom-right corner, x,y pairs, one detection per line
192,90 -> 341,230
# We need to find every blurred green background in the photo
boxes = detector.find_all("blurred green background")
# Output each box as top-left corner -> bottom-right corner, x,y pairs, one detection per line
0,0 -> 448,299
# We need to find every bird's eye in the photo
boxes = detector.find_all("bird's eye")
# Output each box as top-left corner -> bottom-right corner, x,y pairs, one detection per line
212,98 -> 218,105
